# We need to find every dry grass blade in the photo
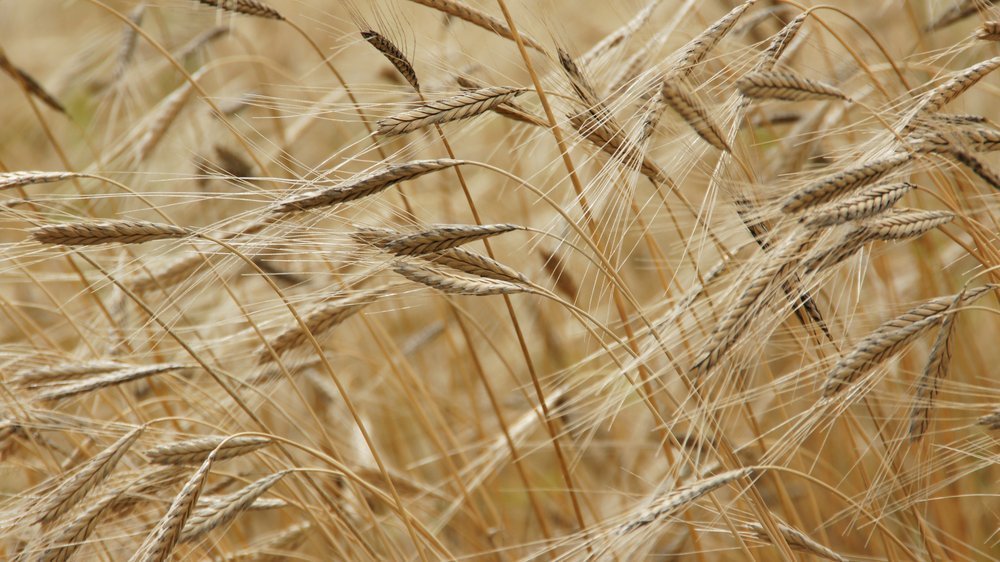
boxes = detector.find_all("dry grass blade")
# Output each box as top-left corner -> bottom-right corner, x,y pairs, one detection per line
670,0 -> 757,77
781,152 -> 912,213
0,171 -> 79,190
129,450 -> 216,562
36,364 -> 187,402
180,471 -> 289,543
803,182 -> 914,228
926,0 -> 999,31
273,159 -> 461,212
380,223 -> 522,255
34,426 -> 144,525
362,30 -> 420,92
404,0 -> 545,51
376,86 -> 525,135
0,51 -> 65,114
823,286 -> 995,397
145,435 -> 272,465
12,360 -> 126,387
31,220 -> 189,246
909,290 -> 963,441
259,287 -> 386,363
746,522 -> 848,562
394,261 -> 532,296
424,247 -> 528,283
978,408 -> 1000,429
736,71 -> 848,102
618,468 -> 753,534
659,80 -> 730,151
978,21 -> 1000,41
194,0 -> 284,20
36,483 -> 132,562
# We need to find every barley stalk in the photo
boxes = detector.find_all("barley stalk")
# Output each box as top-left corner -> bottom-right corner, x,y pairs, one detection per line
180,471 -> 289,543
670,0 -> 757,77
194,0 -> 284,20
803,182 -> 914,228
145,435 -> 272,465
909,290 -> 963,441
617,468 -> 753,534
362,30 -> 420,92
978,408 -> 1000,429
823,286 -> 995,397
781,152 -> 912,213
659,80 -> 730,151
273,159 -> 462,212
926,0 -> 1000,31
35,483 -> 131,562
423,248 -> 528,284
746,522 -> 848,562
0,51 -> 65,114
0,171 -> 80,191
11,360 -> 126,387
404,0 -> 545,51
31,220 -> 189,246
394,261 -> 532,296
376,86 -> 525,135
912,56 -> 1000,120
736,71 -> 848,102
380,223 -> 522,256
34,426 -> 144,525
36,364 -> 187,401
259,288 -> 386,363
129,450 -> 217,562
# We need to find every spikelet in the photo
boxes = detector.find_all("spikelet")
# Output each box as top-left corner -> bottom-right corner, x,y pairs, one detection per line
568,111 -> 667,181
394,261 -> 531,296
194,0 -> 284,20
362,30 -> 420,92
179,471 -> 289,543
379,223 -> 522,256
31,220 -> 189,246
35,483 -> 132,562
259,288 -> 386,363
128,450 -> 217,562
273,159 -> 462,212
34,426 -> 144,525
862,209 -> 955,240
579,0 -> 662,65
909,290 -> 963,441
823,286 -> 995,397
746,522 -> 848,562
0,171 -> 80,191
134,77 -> 198,163
803,182 -> 914,228
781,152 -> 912,213
175,26 -> 230,59
948,148 -> 1000,190
753,12 -> 808,72
376,86 -> 525,135
736,71 -> 848,102
618,468 -> 753,534
111,3 -> 145,83
36,364 -> 187,401
145,435 -> 272,465
958,127 -> 1000,151
659,80 -> 730,151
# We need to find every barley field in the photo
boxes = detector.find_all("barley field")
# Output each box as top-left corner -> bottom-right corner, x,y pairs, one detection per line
1,1 -> 999,560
